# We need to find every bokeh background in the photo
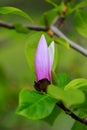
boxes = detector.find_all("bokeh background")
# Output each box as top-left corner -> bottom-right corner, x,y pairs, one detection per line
0,0 -> 87,130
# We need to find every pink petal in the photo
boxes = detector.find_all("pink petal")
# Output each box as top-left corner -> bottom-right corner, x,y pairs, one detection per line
35,34 -> 50,81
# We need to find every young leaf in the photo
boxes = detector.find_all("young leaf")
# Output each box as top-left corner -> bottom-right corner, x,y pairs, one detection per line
73,10 -> 87,38
14,23 -> 29,34
47,84 -> 85,107
0,7 -> 33,23
64,78 -> 87,90
55,37 -> 70,49
57,73 -> 71,89
16,89 -> 56,120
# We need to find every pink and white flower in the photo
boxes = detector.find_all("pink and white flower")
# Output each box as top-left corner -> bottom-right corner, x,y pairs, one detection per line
35,34 -> 55,82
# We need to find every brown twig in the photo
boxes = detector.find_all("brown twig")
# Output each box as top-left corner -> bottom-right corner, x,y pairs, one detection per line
34,82 -> 87,126
0,21 -> 47,31
57,102 -> 87,125
0,20 -> 87,56
50,25 -> 87,56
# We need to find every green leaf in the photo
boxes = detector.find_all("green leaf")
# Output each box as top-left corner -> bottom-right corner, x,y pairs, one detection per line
0,6 -> 33,23
14,23 -> 29,34
57,73 -> 71,89
40,3 -> 64,25
25,32 -> 52,73
43,105 -> 61,125
64,78 -> 87,90
52,112 -> 75,130
71,120 -> 87,130
79,91 -> 87,116
40,8 -> 59,25
71,0 -> 87,13
16,89 -> 56,120
47,84 -> 85,107
64,78 -> 87,116
73,10 -> 87,38
55,37 -> 70,49
45,0 -> 58,7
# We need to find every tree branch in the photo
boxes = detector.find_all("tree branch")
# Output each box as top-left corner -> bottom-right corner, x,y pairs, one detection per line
50,13 -> 87,56
50,25 -> 87,56
57,102 -> 87,125
0,21 -> 87,56
0,21 -> 47,31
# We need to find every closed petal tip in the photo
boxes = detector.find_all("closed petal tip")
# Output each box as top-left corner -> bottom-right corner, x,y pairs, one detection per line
35,34 -> 50,81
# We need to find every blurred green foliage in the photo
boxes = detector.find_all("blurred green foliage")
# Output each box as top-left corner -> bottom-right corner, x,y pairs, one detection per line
0,0 -> 87,130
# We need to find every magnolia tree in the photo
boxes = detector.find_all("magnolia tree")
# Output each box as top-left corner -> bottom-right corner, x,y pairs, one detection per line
0,0 -> 87,129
